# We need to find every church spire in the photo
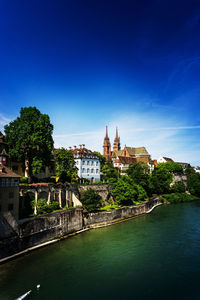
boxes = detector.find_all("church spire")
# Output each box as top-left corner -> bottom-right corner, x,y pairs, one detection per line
113,126 -> 121,152
103,126 -> 111,161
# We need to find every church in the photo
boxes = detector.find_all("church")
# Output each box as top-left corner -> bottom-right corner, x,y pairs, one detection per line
103,126 -> 151,173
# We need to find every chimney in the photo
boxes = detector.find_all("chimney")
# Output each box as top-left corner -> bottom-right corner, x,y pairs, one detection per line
82,144 -> 85,148
69,146 -> 72,150
74,145 -> 77,149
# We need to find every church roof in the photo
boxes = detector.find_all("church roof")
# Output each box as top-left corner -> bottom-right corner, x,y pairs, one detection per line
125,146 -> 149,155
112,150 -> 123,158
116,156 -> 136,164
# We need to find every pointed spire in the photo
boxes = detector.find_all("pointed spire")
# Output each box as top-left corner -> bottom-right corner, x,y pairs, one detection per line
105,125 -> 108,138
116,127 -> 118,139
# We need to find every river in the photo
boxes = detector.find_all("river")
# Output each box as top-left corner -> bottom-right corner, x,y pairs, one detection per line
1,202 -> 200,300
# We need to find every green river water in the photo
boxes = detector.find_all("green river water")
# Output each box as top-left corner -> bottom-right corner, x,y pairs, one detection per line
1,202 -> 200,300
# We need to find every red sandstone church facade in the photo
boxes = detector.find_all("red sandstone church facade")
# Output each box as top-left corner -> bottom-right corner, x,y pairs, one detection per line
103,127 -> 151,172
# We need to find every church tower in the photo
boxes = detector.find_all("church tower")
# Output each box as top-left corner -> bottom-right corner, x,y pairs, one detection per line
113,127 -> 121,152
103,126 -> 111,161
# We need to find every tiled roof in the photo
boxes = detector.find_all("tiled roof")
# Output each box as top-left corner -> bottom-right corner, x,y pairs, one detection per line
163,157 -> 174,162
125,147 -> 149,155
115,156 -> 136,164
0,165 -> 21,178
112,150 -> 123,158
71,147 -> 98,159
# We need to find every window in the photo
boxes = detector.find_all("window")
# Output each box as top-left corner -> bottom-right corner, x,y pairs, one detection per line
96,169 -> 99,173
87,168 -> 89,173
9,192 -> 14,198
8,203 -> 13,211
82,160 -> 85,165
96,161 -> 98,166
91,161 -> 94,166
82,168 -> 85,173
87,161 -> 89,165
91,168 -> 94,173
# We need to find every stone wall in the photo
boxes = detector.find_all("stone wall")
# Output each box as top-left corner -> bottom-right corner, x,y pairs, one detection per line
0,197 -> 162,261
84,197 -> 161,227
0,208 -> 83,260
79,184 -> 114,201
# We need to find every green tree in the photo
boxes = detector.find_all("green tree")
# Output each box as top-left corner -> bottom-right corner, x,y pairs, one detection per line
93,151 -> 107,168
111,177 -> 148,206
156,162 -> 183,174
171,181 -> 186,193
55,148 -> 78,183
80,188 -> 103,212
101,161 -> 119,181
185,165 -> 195,177
187,172 -> 200,197
4,106 -> 54,179
148,168 -> 173,195
126,162 -> 149,190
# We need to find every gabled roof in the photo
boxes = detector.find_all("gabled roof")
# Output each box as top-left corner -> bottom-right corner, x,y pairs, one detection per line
163,157 -> 174,162
112,150 -> 123,158
125,146 -> 149,155
117,156 -> 136,164
0,165 -> 21,178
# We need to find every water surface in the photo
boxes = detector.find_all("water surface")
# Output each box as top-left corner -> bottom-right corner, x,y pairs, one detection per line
1,202 -> 200,300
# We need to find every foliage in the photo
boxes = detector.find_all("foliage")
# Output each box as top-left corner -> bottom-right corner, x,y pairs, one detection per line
162,193 -> 198,204
171,181 -> 186,193
148,168 -> 173,195
156,162 -> 183,174
185,165 -> 195,177
83,178 -> 90,185
4,106 -> 54,179
99,204 -> 119,211
126,162 -> 149,190
20,177 -> 29,183
101,161 -> 119,181
93,151 -> 107,168
187,172 -> 200,197
80,188 -> 103,212
55,148 -> 78,183
32,199 -> 61,215
111,177 -> 148,206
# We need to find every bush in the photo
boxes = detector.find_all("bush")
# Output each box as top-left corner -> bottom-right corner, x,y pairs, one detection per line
171,181 -> 186,193
187,173 -> 200,197
80,188 -> 103,212
20,177 -> 29,183
162,193 -> 198,203
111,178 -> 148,206
32,199 -> 61,215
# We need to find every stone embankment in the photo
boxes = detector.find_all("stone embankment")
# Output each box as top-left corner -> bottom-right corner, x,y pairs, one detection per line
0,197 -> 162,263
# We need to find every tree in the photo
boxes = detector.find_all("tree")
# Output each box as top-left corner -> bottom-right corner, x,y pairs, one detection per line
80,188 -> 103,212
101,161 -> 119,181
148,168 -> 173,195
111,177 -> 148,206
93,151 -> 107,168
4,106 -> 54,179
187,172 -> 200,197
55,148 -> 78,183
171,181 -> 186,193
126,162 -> 149,190
156,162 -> 183,174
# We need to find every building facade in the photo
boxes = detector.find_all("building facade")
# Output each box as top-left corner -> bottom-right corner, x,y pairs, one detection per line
103,127 -> 151,171
71,145 -> 100,183
0,165 -> 21,219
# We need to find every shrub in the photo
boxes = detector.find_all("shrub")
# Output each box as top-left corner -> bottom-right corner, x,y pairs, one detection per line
32,199 -> 61,215
50,201 -> 60,211
20,177 -> 29,183
162,193 -> 198,203
80,188 -> 103,212
171,181 -> 186,193
187,173 -> 200,197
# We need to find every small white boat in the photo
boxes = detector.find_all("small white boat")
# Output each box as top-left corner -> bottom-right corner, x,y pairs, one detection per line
16,290 -> 32,300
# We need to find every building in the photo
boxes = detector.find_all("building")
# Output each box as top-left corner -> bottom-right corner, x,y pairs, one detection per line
0,165 -> 21,219
71,145 -> 100,183
157,156 -> 174,163
103,127 -> 151,172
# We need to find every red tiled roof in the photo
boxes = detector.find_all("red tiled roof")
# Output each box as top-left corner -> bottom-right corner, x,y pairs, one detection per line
163,157 -> 174,162
0,165 -> 21,178
115,156 -> 136,164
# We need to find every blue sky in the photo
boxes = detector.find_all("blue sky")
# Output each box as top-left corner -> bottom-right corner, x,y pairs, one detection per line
0,0 -> 200,165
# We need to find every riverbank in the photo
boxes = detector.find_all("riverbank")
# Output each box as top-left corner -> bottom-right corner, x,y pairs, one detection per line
0,197 -> 162,264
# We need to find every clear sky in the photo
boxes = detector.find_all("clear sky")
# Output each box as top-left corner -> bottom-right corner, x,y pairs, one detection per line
0,0 -> 200,165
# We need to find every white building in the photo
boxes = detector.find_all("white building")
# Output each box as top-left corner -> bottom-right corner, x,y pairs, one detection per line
71,145 -> 100,183
157,156 -> 174,163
